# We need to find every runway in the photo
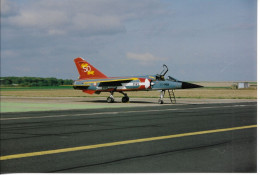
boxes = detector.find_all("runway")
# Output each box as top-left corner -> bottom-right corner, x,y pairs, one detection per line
0,102 -> 257,173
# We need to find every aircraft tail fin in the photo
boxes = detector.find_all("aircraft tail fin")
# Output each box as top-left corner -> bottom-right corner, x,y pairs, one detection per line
74,57 -> 108,79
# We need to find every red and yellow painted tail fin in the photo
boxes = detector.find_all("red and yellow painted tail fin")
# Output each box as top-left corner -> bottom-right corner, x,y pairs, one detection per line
74,57 -> 108,79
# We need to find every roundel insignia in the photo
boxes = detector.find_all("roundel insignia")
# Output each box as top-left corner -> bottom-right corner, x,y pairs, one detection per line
145,78 -> 151,89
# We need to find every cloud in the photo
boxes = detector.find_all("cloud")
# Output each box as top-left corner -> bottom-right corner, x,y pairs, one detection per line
7,10 -> 67,28
126,52 -> 168,63
1,0 -> 169,78
2,0 -> 166,37
1,0 -> 256,81
1,0 -> 19,17
2,50 -> 19,58
69,13 -> 125,36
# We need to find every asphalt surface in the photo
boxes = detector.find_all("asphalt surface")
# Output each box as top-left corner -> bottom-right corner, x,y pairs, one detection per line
0,102 -> 257,173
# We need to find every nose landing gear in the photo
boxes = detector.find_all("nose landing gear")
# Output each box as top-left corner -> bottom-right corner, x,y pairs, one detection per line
158,90 -> 165,104
158,90 -> 176,104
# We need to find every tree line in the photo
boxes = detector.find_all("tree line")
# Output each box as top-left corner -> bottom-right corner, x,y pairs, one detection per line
0,77 -> 73,86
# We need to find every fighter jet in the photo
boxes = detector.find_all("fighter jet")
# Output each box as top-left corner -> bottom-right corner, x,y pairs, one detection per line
73,57 -> 203,104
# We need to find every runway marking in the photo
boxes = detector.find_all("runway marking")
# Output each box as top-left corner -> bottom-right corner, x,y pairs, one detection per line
0,104 -> 256,121
0,124 -> 256,161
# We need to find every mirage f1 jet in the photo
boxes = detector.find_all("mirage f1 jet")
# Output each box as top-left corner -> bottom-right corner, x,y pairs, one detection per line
73,57 -> 203,104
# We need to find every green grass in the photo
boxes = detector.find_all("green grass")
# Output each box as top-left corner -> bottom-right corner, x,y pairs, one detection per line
0,102 -> 124,113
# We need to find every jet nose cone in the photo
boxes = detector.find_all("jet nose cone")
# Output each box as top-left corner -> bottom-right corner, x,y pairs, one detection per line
181,82 -> 203,89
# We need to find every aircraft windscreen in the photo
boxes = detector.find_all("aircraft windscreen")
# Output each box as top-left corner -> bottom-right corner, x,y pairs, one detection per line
168,76 -> 178,82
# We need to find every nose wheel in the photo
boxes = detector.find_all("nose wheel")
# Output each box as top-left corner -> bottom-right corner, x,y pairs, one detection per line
158,99 -> 164,104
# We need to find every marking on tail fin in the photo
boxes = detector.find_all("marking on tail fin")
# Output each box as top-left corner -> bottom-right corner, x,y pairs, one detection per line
81,63 -> 94,75
74,57 -> 107,79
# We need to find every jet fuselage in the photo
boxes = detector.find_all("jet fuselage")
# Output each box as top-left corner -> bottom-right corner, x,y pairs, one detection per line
72,57 -> 202,103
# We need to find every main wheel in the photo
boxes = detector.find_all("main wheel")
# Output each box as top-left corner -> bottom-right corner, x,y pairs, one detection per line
158,99 -> 164,104
122,96 -> 129,103
107,97 -> 114,103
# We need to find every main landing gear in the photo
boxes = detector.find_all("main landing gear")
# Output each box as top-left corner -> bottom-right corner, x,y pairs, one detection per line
106,91 -> 130,103
107,92 -> 115,103
120,91 -> 130,103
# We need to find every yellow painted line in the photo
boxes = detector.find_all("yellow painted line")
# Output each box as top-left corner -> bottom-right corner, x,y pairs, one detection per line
0,125 -> 256,161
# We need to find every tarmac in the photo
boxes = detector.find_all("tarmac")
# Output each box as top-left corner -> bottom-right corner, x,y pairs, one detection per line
0,97 -> 257,173
1,96 -> 257,112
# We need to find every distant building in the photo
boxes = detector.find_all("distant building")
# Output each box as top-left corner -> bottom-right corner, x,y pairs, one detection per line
238,82 -> 249,89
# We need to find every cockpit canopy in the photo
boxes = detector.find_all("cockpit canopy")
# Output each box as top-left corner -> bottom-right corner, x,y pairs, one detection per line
155,64 -> 179,82
155,74 -> 165,81
155,64 -> 168,81
167,76 -> 178,82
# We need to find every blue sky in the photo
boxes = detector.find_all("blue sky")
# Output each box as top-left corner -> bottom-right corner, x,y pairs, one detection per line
1,0 -> 257,81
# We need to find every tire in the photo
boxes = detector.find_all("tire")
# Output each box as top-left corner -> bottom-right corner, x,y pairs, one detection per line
158,99 -> 164,104
122,96 -> 129,103
107,97 -> 114,103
